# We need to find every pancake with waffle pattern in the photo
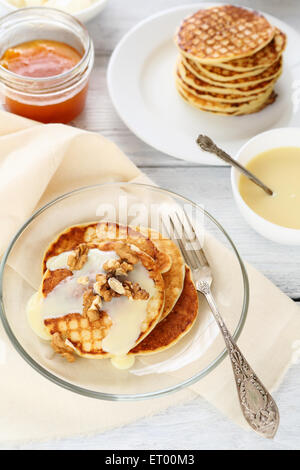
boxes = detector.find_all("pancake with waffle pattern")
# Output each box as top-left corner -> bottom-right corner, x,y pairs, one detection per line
43,221 -> 172,275
175,5 -> 275,64
176,78 -> 276,116
134,227 -> 186,320
183,56 -> 283,89
42,240 -> 165,359
195,62 -> 268,82
177,58 -> 277,96
214,29 -> 286,72
130,266 -> 198,355
176,70 -> 274,104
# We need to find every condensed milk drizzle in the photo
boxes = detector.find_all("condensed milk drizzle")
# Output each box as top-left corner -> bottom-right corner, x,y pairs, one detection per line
27,247 -> 156,363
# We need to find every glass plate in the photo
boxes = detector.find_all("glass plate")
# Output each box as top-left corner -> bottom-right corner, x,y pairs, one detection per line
0,183 -> 249,400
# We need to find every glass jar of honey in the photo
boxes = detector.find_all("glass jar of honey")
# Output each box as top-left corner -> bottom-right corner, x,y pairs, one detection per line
0,8 -> 94,123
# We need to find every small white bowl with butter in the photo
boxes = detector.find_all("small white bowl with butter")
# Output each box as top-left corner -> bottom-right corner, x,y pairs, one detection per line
0,0 -> 108,23
231,127 -> 300,245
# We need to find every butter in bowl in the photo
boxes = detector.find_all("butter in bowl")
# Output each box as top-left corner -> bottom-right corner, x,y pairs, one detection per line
0,0 -> 108,23
231,128 -> 300,245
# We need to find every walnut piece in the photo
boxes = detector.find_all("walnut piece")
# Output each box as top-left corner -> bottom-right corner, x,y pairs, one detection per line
114,241 -> 139,265
51,332 -> 75,363
68,243 -> 89,270
90,241 -> 150,303
87,308 -> 101,323
108,277 -> 125,295
83,289 -> 103,322
82,289 -> 113,334
123,281 -> 150,300
93,276 -> 108,298
94,274 -> 120,302
103,258 -> 134,277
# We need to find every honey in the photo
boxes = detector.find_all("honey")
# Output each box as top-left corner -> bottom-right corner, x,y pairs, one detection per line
0,8 -> 94,124
0,40 -> 82,78
0,39 -> 90,123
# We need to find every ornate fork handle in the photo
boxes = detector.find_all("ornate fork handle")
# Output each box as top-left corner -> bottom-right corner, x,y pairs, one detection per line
197,280 -> 279,439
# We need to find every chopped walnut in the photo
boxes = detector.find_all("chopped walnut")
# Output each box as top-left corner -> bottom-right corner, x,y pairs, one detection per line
68,243 -> 89,270
98,285 -> 115,302
83,289 -> 102,321
95,273 -> 107,287
102,258 -> 119,273
129,244 -> 141,253
118,261 -> 134,275
51,332 -> 75,362
90,295 -> 102,312
114,241 -> 139,265
103,258 -> 134,277
93,274 -> 120,302
87,308 -> 101,323
123,280 -> 149,300
108,277 -> 125,295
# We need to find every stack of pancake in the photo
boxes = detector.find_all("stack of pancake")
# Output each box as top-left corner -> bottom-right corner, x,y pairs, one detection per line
175,5 -> 286,116
36,222 -> 198,363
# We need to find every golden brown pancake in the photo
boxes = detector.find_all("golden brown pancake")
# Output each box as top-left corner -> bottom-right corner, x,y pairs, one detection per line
176,78 -> 277,115
176,69 -> 274,104
184,56 -> 283,89
130,266 -> 198,355
175,5 -> 275,64
215,29 -> 286,72
134,227 -> 185,320
177,58 -> 276,96
42,241 -> 165,358
176,76 -> 274,115
174,6 -> 285,116
43,221 -> 171,275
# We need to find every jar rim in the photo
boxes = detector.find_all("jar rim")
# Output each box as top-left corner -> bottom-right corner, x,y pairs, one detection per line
0,7 -> 93,85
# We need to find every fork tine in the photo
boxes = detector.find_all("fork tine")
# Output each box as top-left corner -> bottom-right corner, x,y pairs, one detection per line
160,213 -> 198,269
181,206 -> 209,267
173,210 -> 200,269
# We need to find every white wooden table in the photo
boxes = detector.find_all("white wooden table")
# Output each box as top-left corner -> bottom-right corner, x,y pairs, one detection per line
2,0 -> 300,451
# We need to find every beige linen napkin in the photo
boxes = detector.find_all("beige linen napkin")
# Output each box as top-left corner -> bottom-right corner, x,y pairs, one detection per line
0,110 -> 299,445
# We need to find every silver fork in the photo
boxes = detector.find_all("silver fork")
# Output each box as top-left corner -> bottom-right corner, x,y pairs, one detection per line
163,210 -> 279,439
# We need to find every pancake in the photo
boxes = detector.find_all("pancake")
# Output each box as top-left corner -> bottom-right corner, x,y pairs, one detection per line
134,227 -> 185,320
175,5 -> 275,64
176,68 -> 274,104
183,56 -> 283,89
216,29 -> 286,72
177,58 -> 276,96
43,221 -> 171,275
195,62 -> 268,82
176,73 -> 274,112
174,5 -> 285,116
130,266 -> 198,355
176,79 -> 276,116
41,240 -> 165,359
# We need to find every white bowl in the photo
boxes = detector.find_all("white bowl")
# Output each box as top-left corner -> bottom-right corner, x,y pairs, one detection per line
0,0 -> 108,23
231,127 -> 300,245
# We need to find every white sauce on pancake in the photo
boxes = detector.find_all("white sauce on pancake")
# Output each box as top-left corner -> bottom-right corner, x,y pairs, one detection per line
102,263 -> 156,356
27,247 -> 157,360
26,291 -> 51,340
43,249 -> 118,319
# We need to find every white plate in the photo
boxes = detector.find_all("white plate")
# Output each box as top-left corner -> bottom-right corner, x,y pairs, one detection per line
107,3 -> 300,165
